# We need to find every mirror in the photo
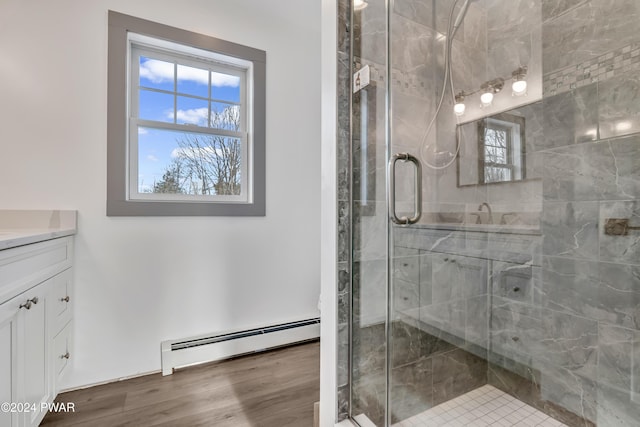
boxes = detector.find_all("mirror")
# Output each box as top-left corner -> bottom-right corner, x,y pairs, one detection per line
457,101 -> 542,187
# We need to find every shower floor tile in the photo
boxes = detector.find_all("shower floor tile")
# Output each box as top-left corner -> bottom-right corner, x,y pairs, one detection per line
393,385 -> 567,427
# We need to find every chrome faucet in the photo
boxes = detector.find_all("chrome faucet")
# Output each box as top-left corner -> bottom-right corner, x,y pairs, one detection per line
478,202 -> 493,224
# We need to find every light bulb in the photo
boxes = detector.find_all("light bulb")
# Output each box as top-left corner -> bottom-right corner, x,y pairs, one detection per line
480,91 -> 493,107
511,66 -> 528,96
512,79 -> 527,96
454,92 -> 466,116
354,0 -> 368,11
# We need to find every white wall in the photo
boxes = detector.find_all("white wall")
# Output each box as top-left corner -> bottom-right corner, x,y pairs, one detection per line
0,0 -> 321,389
320,0 -> 338,423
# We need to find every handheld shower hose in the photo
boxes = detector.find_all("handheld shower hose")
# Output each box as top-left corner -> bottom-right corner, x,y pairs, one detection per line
419,0 -> 471,170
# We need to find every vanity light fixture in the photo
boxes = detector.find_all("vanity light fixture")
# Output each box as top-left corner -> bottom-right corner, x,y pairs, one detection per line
512,66 -> 528,96
453,66 -> 529,114
454,92 -> 466,116
354,0 -> 368,11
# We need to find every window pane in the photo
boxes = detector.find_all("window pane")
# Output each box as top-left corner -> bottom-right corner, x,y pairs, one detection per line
137,126 -> 241,196
139,57 -> 174,92
177,64 -> 209,98
176,96 -> 208,126
496,132 -> 507,149
485,167 -> 512,183
211,102 -> 240,131
139,90 -> 174,122
485,167 -> 502,183
485,146 -> 506,164
485,128 -> 508,148
485,145 -> 495,157
211,72 -> 241,103
485,128 -> 497,145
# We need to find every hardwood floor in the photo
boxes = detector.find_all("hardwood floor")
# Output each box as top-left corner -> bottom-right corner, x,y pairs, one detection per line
41,341 -> 320,427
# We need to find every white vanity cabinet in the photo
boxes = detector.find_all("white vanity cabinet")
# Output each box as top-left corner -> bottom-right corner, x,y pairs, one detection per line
0,236 -> 74,427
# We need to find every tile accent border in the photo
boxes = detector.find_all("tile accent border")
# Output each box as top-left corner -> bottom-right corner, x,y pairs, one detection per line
354,57 -> 432,98
543,42 -> 640,96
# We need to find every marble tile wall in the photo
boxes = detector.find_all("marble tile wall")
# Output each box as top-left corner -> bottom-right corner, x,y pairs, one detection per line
541,0 -> 640,74
486,0 -> 540,85
523,2 -> 640,423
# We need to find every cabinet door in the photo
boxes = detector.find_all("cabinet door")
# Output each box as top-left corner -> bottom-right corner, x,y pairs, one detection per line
18,281 -> 53,427
422,253 -> 489,346
0,296 -> 20,427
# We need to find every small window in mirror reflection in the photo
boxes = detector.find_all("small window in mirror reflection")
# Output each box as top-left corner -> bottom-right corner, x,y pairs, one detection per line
478,113 -> 525,184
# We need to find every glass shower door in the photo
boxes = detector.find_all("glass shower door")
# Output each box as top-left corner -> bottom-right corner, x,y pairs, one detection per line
351,1 -> 499,425
349,0 -> 391,425
350,0 -> 432,424
386,1 -> 497,425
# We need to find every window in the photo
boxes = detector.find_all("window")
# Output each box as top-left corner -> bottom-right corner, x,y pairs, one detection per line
108,11 -> 265,216
478,113 -> 525,184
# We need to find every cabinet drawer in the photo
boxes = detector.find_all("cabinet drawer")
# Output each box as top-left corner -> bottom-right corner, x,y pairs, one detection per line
52,321 -> 72,393
50,269 -> 73,334
0,237 -> 73,305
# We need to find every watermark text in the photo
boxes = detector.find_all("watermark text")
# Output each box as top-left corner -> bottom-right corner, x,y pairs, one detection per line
1,402 -> 76,413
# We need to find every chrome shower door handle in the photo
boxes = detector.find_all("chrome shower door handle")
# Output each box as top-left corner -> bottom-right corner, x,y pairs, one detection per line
388,153 -> 422,225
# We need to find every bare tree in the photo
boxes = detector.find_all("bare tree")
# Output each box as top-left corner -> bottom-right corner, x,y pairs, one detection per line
152,159 -> 184,194
153,106 -> 241,195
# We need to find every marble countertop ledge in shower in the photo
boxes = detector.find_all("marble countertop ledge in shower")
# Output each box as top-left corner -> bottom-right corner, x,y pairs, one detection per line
409,222 -> 542,236
0,210 -> 77,250
404,211 -> 542,235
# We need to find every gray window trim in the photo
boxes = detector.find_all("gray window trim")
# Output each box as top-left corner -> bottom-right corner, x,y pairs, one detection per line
107,11 -> 266,216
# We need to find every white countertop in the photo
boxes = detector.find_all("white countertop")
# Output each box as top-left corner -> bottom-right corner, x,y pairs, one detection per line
0,210 -> 77,250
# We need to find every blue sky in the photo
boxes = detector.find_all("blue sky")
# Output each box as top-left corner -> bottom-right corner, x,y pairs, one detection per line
136,57 -> 240,193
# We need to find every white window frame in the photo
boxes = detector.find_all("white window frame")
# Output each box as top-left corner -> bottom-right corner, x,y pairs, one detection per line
128,35 -> 251,203
107,11 -> 266,216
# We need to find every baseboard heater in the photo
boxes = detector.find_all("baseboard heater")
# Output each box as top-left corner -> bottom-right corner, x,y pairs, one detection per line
161,317 -> 320,376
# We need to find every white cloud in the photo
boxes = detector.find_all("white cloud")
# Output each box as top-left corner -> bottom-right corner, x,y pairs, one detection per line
174,107 -> 209,125
138,128 -> 148,135
139,59 -> 175,84
177,64 -> 209,85
211,71 -> 240,87
147,154 -> 159,162
139,59 -> 240,88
